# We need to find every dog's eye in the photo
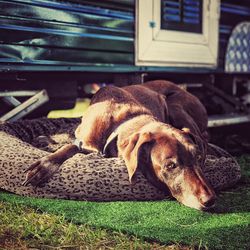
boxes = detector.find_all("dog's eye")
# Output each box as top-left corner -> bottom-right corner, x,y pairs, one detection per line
164,162 -> 177,170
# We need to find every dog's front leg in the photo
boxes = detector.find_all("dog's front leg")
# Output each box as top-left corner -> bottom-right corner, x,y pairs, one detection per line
23,144 -> 79,187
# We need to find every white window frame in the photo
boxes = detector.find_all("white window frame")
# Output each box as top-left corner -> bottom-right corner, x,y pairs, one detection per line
135,0 -> 220,67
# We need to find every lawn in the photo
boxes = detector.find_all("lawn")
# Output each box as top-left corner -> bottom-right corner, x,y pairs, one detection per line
0,156 -> 249,249
0,200 -> 177,249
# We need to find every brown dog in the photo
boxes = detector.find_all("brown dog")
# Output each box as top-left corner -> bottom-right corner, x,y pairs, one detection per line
24,80 -> 216,210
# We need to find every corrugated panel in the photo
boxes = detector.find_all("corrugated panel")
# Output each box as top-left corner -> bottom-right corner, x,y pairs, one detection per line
0,0 -> 134,66
0,0 -> 249,72
68,0 -> 134,12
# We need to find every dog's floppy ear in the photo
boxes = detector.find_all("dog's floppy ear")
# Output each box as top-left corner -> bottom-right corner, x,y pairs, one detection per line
182,127 -> 207,164
118,131 -> 153,183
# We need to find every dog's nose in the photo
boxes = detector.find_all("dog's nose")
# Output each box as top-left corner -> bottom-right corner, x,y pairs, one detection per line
200,195 -> 216,208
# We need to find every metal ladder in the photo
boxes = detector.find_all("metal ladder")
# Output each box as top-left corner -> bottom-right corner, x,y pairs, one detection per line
0,90 -> 49,122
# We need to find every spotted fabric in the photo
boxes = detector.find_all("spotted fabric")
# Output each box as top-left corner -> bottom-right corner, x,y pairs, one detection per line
225,22 -> 250,72
0,118 -> 241,201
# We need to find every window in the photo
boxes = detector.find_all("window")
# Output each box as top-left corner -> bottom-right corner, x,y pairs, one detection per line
161,0 -> 202,33
136,0 -> 220,67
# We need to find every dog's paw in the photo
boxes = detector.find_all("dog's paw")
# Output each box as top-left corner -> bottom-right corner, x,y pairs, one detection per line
22,157 -> 60,187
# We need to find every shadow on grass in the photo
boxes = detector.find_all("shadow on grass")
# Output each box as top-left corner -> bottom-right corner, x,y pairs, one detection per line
209,155 -> 250,214
211,184 -> 250,214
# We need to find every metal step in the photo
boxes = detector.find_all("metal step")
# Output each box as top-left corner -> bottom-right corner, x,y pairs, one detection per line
208,114 -> 250,127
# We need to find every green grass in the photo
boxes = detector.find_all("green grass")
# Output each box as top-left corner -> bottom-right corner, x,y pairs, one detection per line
47,98 -> 90,118
0,201 -> 183,249
0,156 -> 250,249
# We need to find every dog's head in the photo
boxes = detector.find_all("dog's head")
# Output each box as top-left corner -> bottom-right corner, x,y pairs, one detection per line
107,123 -> 215,211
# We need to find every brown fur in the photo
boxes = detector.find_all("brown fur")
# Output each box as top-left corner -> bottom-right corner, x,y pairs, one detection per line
25,80 -> 216,210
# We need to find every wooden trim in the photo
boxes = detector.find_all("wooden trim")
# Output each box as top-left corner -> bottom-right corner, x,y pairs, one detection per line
135,0 -> 220,67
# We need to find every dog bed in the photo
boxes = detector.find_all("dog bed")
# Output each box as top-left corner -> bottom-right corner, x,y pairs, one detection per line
0,118 -> 241,201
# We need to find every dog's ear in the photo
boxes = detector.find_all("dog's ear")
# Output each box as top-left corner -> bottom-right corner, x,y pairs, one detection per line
182,127 -> 197,146
103,131 -> 118,157
182,127 -> 207,164
118,132 -> 153,183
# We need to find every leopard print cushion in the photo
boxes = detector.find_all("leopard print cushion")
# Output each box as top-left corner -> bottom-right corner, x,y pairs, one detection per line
0,118 -> 241,201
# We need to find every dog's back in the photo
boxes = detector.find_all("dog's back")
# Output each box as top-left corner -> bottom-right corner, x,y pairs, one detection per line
91,84 -> 169,123
91,81 -> 207,138
90,85 -> 138,105
141,80 -> 208,136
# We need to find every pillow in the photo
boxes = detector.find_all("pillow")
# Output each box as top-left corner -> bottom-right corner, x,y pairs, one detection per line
0,118 -> 241,201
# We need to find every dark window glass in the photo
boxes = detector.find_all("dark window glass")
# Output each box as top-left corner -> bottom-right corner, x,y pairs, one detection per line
161,0 -> 203,33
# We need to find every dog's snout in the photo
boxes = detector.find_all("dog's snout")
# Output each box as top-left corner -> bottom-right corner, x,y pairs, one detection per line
194,168 -> 216,209
181,168 -> 217,210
